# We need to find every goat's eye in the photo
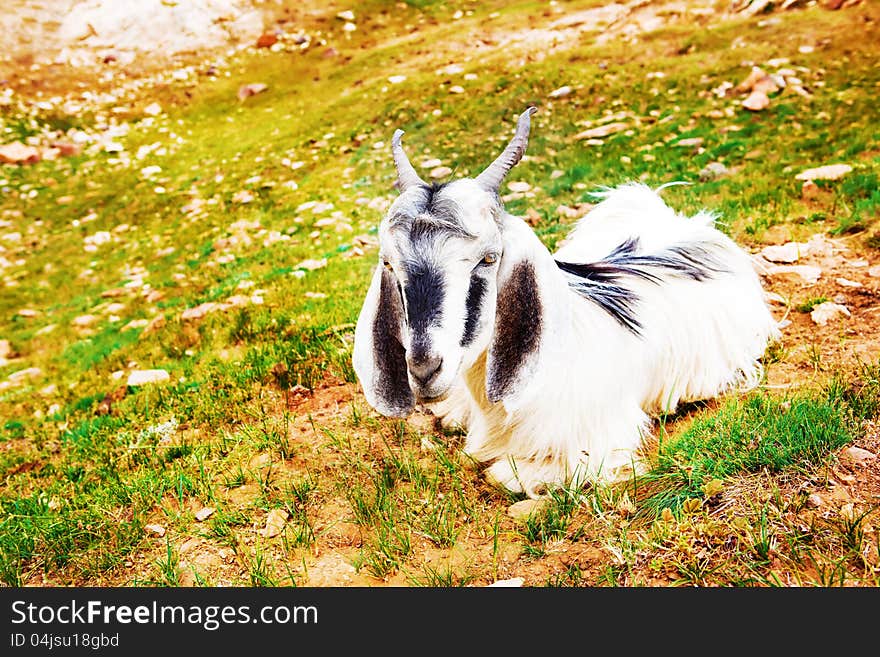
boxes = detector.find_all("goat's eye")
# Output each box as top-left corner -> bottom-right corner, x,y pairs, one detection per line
480,253 -> 497,266
383,260 -> 394,272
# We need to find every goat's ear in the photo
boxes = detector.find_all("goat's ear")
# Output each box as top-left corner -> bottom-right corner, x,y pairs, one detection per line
485,254 -> 545,408
353,263 -> 415,417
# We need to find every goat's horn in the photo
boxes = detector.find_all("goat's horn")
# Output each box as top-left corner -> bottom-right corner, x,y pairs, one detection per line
475,106 -> 537,193
391,129 -> 427,193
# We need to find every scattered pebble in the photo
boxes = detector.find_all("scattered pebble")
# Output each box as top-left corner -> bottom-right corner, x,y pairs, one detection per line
487,577 -> 525,587
507,498 -> 548,521
261,509 -> 290,538
126,369 -> 170,386
194,507 -> 215,522
144,524 -> 166,537
810,301 -> 850,326
795,164 -> 852,181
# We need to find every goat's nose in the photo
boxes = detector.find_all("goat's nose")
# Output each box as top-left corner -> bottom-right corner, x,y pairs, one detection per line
408,355 -> 443,387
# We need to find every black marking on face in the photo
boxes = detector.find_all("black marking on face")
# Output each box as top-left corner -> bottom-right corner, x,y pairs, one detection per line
372,267 -> 414,415
403,259 -> 445,334
461,274 -> 487,347
487,261 -> 542,402
556,237 -> 731,335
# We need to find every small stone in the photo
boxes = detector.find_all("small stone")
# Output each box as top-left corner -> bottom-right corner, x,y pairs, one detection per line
256,33 -> 278,48
507,181 -> 531,193
487,577 -> 524,587
836,277 -> 862,288
420,158 -> 442,169
801,179 -> 820,200
72,314 -> 100,328
17,309 -> 39,318
101,287 -> 127,298
507,498 -> 548,521
194,507 -> 215,522
764,264 -> 822,285
296,258 -> 327,271
807,493 -> 824,508
145,524 -> 166,537
795,164 -> 852,181
126,369 -> 170,386
675,137 -> 704,148
237,83 -> 268,101
0,340 -> 13,359
448,85 -> 465,94
574,122 -> 628,140
699,161 -> 729,181
868,266 -> 880,278
810,302 -> 850,326
761,243 -> 802,263
742,90 -> 770,111
336,10 -> 355,21
261,508 -> 289,538
430,166 -> 453,179
143,102 -> 162,116
0,142 -> 41,165
8,367 -> 41,382
180,302 -> 219,320
388,75 -> 407,84
548,85 -> 572,98
840,446 -> 876,463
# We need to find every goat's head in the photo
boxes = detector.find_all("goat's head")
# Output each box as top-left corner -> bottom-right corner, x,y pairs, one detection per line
353,107 -> 540,417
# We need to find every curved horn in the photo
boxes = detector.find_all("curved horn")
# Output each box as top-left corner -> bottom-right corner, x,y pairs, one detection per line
475,106 -> 537,193
391,129 -> 427,193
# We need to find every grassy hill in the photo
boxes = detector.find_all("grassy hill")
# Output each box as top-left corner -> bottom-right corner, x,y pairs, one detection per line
1,0 -> 878,586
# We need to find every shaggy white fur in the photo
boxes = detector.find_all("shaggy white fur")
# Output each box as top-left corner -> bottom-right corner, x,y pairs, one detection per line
353,109 -> 780,498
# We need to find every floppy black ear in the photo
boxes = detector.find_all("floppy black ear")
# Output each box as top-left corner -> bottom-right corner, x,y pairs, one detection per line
352,265 -> 415,417
485,257 -> 544,406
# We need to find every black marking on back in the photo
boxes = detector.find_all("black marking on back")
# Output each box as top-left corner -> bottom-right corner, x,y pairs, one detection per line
461,274 -> 487,347
487,261 -> 542,403
556,237 -> 730,335
373,268 -> 414,415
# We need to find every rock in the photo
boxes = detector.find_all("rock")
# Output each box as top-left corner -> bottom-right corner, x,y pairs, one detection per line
194,507 -> 215,522
795,164 -> 852,181
507,181 -> 531,193
574,122 -> 628,140
143,102 -> 162,116
430,166 -> 453,179
8,367 -> 41,382
145,524 -> 166,537
0,142 -> 41,165
180,302 -> 219,321
256,32 -> 277,48
807,493 -> 824,508
420,158 -> 442,169
121,319 -> 149,331
71,314 -> 99,327
742,90 -> 770,111
699,162 -> 729,181
487,577 -> 524,587
126,369 -> 170,386
336,10 -> 355,21
16,309 -> 39,318
836,277 -> 862,288
675,137 -> 704,148
868,266 -> 880,278
101,287 -> 127,298
840,446 -> 876,463
548,85 -> 573,98
764,264 -> 822,284
507,498 -> 548,521
0,340 -> 13,359
237,83 -> 268,101
810,301 -> 850,326
448,85 -> 465,94
387,75 -> 407,84
761,243 -> 803,263
296,258 -> 327,271
261,509 -> 289,538
801,179 -> 820,200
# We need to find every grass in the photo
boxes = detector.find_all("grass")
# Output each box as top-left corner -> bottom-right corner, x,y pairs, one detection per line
0,0 -> 878,587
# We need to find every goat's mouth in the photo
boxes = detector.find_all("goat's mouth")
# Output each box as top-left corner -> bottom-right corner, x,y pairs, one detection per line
415,389 -> 449,404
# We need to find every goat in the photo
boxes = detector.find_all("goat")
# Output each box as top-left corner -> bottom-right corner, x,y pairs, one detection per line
353,107 -> 780,498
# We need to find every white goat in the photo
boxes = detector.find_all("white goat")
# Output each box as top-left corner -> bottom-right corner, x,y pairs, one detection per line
353,107 -> 780,498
